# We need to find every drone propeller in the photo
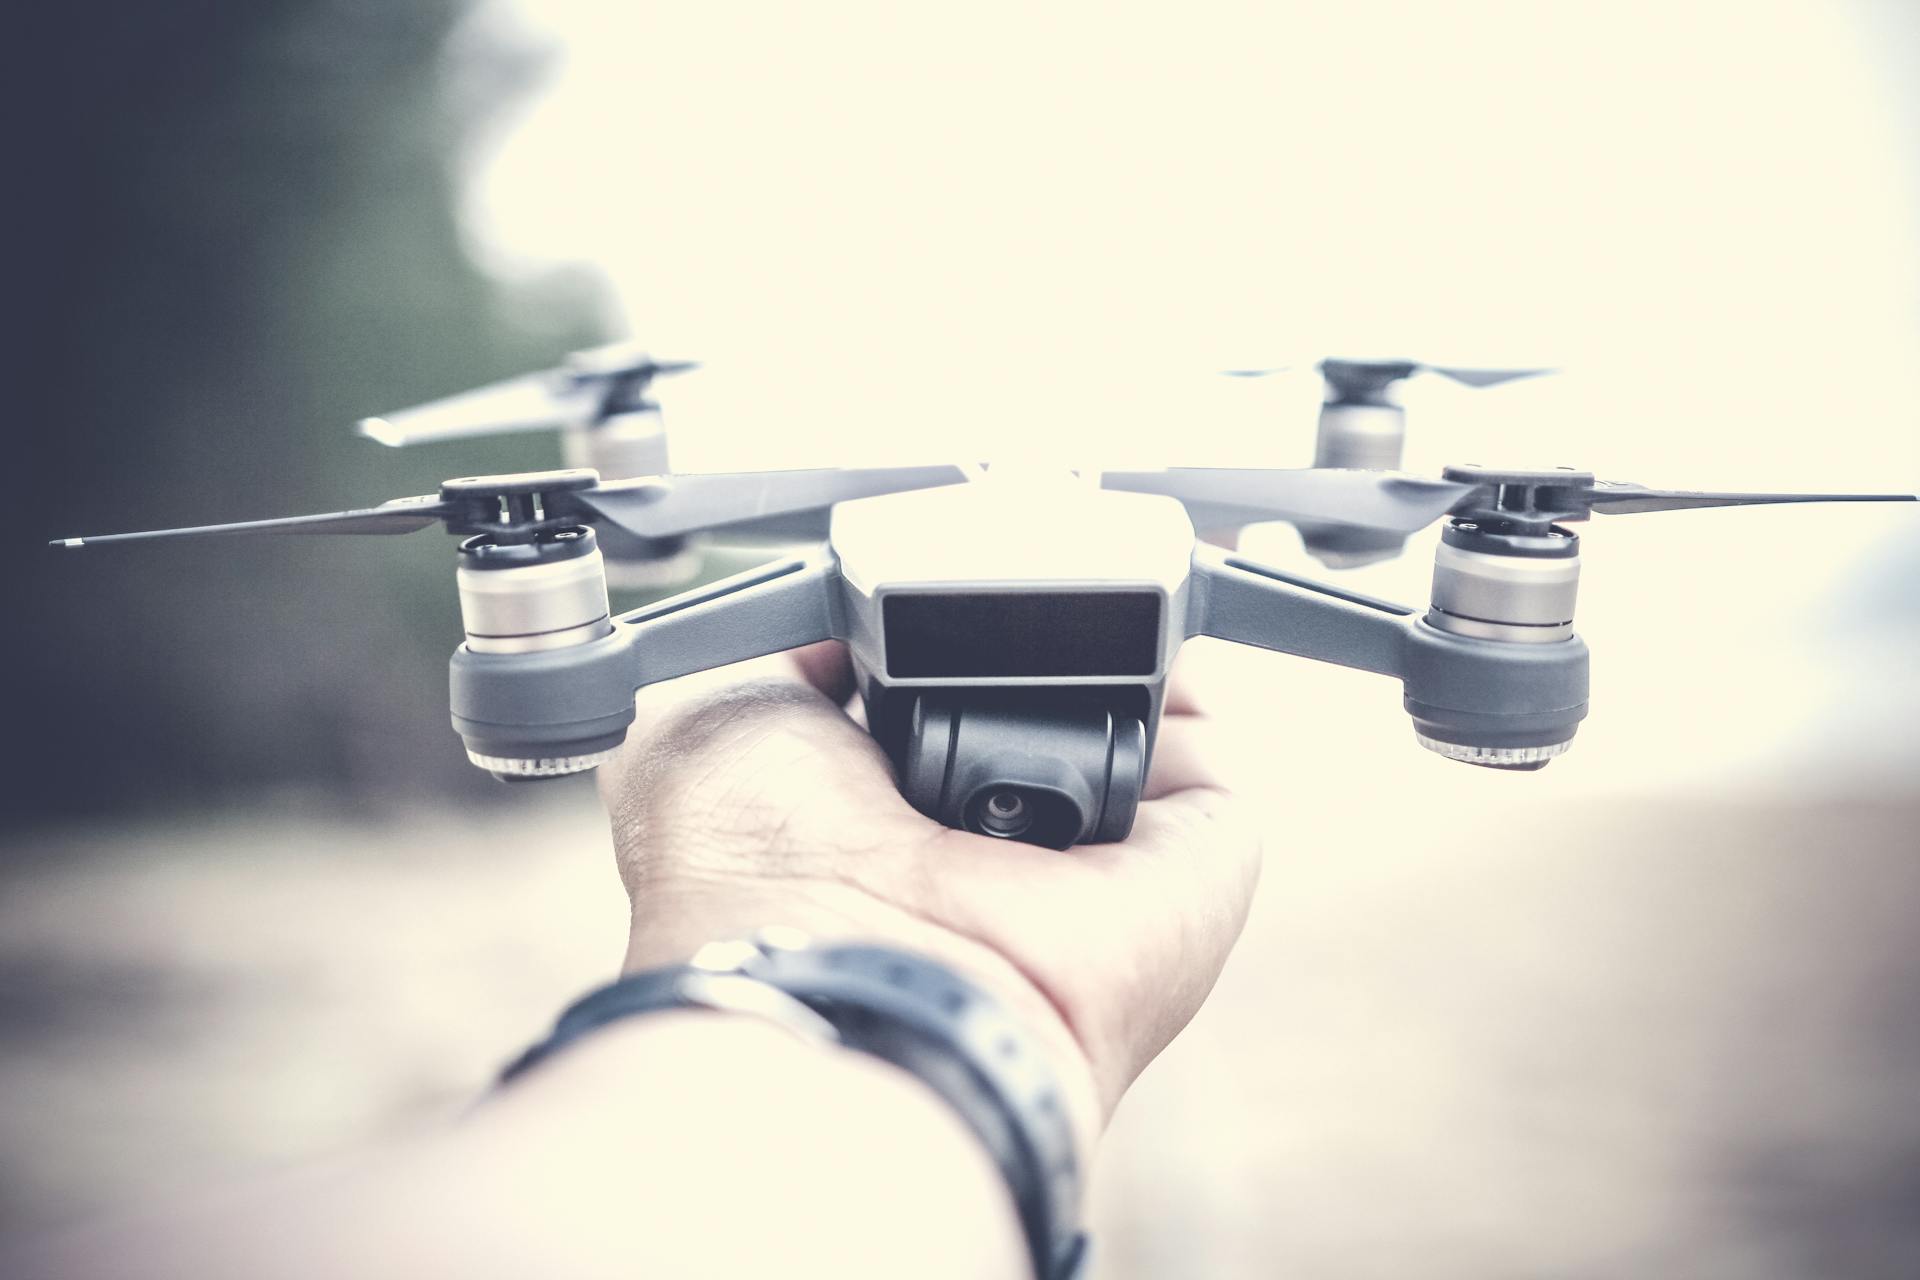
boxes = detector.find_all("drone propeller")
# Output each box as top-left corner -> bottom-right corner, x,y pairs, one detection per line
51,465 -> 971,550
1100,468 -> 1476,533
1422,365 -> 1548,388
51,496 -> 455,546
1581,482 -> 1918,515
1217,361 -> 1551,394
1106,464 -> 1915,538
357,341 -> 699,448
1431,466 -> 1916,531
573,466 -> 980,540
1317,358 -> 1551,403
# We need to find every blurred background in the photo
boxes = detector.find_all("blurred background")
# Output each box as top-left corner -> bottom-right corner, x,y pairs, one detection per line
8,1 -> 1919,1275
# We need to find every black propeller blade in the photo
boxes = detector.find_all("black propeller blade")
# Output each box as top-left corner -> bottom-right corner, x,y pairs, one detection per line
51,496 -> 453,547
1583,482 -> 1919,515
52,466 -> 973,550
1434,466 -> 1916,529
1108,463 -> 1915,538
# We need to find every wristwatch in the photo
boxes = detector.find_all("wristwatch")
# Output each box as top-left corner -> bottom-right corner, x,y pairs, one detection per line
501,928 -> 1090,1280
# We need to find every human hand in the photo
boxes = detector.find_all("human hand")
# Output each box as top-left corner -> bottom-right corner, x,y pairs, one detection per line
597,641 -> 1262,1141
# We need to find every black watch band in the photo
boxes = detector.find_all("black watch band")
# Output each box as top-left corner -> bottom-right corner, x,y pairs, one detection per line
501,931 -> 1089,1280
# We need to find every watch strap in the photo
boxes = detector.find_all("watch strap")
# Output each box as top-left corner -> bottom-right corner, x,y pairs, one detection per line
500,933 -> 1088,1280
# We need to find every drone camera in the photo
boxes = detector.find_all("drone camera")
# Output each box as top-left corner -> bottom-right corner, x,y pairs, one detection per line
898,692 -> 1147,849
971,788 -> 1044,840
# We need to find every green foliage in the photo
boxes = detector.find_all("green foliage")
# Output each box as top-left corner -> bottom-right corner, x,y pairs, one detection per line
16,0 -> 613,823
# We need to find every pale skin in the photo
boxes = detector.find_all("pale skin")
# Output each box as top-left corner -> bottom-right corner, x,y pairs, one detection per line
15,642 -> 1261,1279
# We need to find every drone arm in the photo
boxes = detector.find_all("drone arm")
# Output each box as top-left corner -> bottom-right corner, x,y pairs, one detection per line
448,552 -> 846,770
1184,545 -> 1591,762
1184,544 -> 1414,676
621,552 -> 845,687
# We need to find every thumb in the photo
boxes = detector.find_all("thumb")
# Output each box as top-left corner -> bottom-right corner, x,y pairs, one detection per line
596,642 -> 917,887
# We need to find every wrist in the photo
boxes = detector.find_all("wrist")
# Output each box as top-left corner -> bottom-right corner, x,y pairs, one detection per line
478,1011 -> 1030,1279
622,878 -> 1102,1160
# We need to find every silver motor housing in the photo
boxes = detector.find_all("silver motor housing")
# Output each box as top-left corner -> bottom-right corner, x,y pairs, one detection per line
455,526 -> 620,778
1415,521 -> 1585,769
1426,521 -> 1581,644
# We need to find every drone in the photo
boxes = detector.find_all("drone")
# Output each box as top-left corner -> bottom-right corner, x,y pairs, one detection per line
56,458 -> 1913,849
1224,358 -> 1550,569
357,341 -> 708,584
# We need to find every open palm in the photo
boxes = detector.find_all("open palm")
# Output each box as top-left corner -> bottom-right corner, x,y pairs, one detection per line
598,641 -> 1262,1127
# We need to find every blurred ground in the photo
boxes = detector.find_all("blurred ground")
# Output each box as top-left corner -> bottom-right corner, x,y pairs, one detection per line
2,666 -> 1915,1278
1102,790 -> 1920,1280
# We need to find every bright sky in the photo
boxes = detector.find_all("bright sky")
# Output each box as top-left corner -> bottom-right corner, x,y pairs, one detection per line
449,0 -> 1920,792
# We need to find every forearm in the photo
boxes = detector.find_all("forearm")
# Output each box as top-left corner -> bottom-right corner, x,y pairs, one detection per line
19,1013 -> 1029,1280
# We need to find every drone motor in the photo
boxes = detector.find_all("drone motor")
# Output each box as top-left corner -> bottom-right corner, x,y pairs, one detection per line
456,527 -> 613,657
1426,521 -> 1581,645
1304,382 -> 1413,567
560,407 -> 672,485
451,515 -> 622,780
1314,389 -> 1410,471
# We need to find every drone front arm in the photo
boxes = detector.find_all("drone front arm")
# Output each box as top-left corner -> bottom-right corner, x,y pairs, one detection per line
1184,544 -> 1591,765
621,552 -> 844,686
1184,544 -> 1414,675
447,551 -> 845,774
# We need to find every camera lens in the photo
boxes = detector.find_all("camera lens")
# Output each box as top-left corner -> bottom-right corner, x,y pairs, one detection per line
974,789 -> 1036,839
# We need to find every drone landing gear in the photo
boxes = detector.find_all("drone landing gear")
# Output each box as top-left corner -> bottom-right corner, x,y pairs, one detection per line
891,690 -> 1148,849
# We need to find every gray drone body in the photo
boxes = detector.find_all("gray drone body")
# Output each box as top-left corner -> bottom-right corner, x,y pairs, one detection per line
58,441 -> 1912,849
442,470 -> 1595,848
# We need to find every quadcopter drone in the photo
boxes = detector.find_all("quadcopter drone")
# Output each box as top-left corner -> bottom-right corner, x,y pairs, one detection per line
1225,358 -> 1550,568
57,458 -> 1912,849
358,341 -> 708,584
